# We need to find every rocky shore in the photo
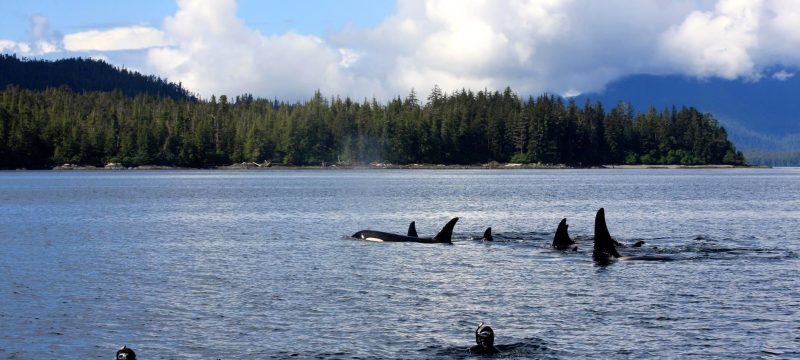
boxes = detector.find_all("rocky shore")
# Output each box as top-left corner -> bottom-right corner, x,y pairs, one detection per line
49,161 -> 767,171
52,163 -> 185,170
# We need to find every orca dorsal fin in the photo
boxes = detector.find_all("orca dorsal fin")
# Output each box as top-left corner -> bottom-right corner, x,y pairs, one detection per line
552,218 -> 575,249
483,227 -> 493,241
433,217 -> 459,243
593,208 -> 621,261
407,221 -> 418,237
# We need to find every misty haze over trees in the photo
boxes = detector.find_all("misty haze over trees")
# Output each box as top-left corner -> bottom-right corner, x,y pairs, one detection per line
0,57 -> 744,169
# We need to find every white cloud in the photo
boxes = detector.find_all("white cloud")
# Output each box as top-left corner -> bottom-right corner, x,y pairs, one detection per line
772,70 -> 794,81
332,0 -> 698,97
63,26 -> 170,51
659,0 -> 762,79
145,0 -> 375,100
91,54 -> 111,63
0,15 -> 60,55
338,48 -> 360,68
141,0 -> 710,99
0,40 -> 26,53
659,0 -> 800,80
9,0 -> 800,100
35,40 -> 58,54
761,0 -> 800,64
30,15 -> 50,39
356,0 -> 800,97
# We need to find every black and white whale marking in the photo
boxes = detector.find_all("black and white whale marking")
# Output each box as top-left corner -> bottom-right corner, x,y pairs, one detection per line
593,208 -> 672,264
552,218 -> 577,250
352,218 -> 459,243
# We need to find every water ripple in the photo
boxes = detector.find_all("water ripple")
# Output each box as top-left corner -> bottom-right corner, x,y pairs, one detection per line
1,169 -> 798,358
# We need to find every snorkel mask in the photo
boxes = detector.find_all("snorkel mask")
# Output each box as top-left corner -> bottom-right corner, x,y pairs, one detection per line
475,322 -> 495,348
116,345 -> 136,360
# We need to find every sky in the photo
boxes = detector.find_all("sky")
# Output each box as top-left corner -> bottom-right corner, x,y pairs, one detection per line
1,0 -> 799,101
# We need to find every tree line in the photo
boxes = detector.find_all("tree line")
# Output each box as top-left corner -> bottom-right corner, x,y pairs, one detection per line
0,54 -> 195,102
0,85 -> 744,169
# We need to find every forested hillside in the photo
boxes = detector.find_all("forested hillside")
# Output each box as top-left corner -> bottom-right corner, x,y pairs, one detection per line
574,73 -> 800,166
0,55 -> 195,101
0,85 -> 744,169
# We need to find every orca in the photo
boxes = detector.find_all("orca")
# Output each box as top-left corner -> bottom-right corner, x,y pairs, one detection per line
552,218 -> 577,250
482,227 -> 493,241
407,221 -> 418,237
593,208 -> 672,264
593,208 -> 621,263
352,218 -> 459,244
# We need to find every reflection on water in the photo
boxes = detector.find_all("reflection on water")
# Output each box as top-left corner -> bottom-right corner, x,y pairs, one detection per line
0,169 -> 799,358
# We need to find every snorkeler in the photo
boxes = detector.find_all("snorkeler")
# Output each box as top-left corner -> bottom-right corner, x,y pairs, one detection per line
469,322 -> 500,355
116,345 -> 136,360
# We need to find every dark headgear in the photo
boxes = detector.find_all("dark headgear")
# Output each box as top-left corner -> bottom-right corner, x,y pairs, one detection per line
475,323 -> 495,346
116,345 -> 136,360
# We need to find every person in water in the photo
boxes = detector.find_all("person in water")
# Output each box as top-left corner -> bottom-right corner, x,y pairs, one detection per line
469,322 -> 500,355
116,345 -> 136,360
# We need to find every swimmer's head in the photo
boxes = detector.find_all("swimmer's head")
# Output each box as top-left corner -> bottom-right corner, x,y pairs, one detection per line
116,345 -> 136,360
475,322 -> 495,349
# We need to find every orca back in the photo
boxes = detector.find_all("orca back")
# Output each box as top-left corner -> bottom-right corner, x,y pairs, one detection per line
593,208 -> 620,262
482,227 -> 493,241
433,217 -> 459,243
407,221 -> 418,237
552,218 -> 575,249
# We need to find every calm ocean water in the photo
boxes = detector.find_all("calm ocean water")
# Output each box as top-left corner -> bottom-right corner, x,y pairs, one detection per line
0,169 -> 798,359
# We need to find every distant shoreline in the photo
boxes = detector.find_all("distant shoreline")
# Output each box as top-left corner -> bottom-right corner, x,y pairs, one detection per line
38,162 -> 769,171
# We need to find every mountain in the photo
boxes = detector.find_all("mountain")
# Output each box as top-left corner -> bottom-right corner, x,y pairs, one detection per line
0,54 -> 195,102
574,72 -> 800,163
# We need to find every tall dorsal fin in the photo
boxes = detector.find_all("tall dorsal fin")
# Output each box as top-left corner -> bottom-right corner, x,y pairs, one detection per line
593,208 -> 620,261
482,227 -> 493,241
552,218 -> 575,249
433,217 -> 459,243
407,221 -> 418,237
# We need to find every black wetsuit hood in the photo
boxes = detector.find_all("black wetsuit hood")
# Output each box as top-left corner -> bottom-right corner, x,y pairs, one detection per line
116,345 -> 136,360
470,323 -> 500,355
